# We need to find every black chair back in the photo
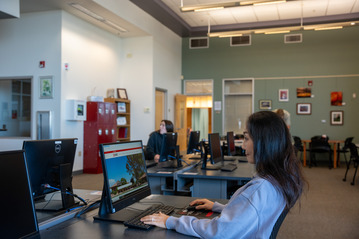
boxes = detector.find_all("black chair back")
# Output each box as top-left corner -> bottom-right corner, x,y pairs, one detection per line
310,135 -> 331,152
269,209 -> 289,239
293,136 -> 303,151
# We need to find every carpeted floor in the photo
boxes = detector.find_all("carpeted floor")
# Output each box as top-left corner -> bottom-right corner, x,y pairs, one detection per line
73,162 -> 359,238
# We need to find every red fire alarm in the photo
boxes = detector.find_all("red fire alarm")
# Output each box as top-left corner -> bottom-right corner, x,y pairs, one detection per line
39,61 -> 45,68
308,80 -> 313,86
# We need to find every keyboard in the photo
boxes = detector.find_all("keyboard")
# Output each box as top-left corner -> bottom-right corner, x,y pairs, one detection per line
221,163 -> 237,172
123,204 -> 175,230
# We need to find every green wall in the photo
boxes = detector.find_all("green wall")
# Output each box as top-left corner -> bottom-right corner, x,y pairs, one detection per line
182,26 -> 359,141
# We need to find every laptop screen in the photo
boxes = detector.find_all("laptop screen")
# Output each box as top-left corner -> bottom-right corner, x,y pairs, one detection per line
99,140 -> 151,214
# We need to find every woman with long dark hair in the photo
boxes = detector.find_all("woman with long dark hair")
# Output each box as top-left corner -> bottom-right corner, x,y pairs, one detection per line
146,120 -> 174,163
141,111 -> 305,238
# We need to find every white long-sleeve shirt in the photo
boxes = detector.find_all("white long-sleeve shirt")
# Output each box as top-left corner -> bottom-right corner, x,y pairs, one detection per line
166,176 -> 286,239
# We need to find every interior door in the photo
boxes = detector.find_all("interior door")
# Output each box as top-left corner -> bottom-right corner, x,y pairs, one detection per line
155,89 -> 166,129
175,94 -> 187,153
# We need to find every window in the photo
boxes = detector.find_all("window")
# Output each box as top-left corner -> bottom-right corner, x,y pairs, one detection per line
0,78 -> 31,137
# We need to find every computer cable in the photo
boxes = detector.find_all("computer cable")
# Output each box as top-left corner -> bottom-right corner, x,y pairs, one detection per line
43,184 -> 88,206
75,200 -> 101,218
168,155 -> 190,166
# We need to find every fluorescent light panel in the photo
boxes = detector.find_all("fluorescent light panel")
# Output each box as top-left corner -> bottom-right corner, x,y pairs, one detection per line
69,3 -> 128,33
181,0 -> 287,12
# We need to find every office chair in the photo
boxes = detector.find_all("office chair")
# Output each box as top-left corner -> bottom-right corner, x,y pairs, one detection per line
293,136 -> 306,161
337,137 -> 354,167
309,135 -> 332,169
269,209 -> 289,239
342,143 -> 359,185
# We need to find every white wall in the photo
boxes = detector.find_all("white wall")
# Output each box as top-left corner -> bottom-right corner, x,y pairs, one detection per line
97,0 -> 183,134
121,36 -> 154,143
0,11 -> 62,150
61,11 -> 123,171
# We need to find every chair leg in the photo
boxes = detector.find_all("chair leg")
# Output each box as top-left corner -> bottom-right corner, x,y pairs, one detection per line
343,158 -> 352,182
329,151 -> 333,169
351,161 -> 358,186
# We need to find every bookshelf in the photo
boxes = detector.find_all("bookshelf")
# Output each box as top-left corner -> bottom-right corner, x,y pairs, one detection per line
104,98 -> 131,141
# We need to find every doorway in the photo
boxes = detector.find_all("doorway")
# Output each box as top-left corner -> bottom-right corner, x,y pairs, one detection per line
184,80 -> 213,141
155,88 -> 167,130
186,96 -> 212,140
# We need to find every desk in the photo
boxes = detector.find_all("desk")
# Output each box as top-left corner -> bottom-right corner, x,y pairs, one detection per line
302,139 -> 344,168
146,155 -> 200,195
39,195 -> 228,239
36,189 -> 102,230
177,162 -> 255,199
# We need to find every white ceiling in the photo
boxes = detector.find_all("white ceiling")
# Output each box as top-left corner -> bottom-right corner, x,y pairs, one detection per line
16,0 -> 359,37
162,0 -> 359,27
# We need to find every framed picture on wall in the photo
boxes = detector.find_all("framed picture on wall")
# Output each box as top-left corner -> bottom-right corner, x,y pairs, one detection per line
330,111 -> 344,125
259,100 -> 272,110
279,89 -> 289,102
296,103 -> 311,115
39,76 -> 53,99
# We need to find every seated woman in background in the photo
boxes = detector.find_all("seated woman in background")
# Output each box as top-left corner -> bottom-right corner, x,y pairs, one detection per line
146,120 -> 174,163
141,111 -> 306,238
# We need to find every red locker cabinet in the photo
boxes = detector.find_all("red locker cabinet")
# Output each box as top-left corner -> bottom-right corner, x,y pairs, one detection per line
83,101 -> 116,174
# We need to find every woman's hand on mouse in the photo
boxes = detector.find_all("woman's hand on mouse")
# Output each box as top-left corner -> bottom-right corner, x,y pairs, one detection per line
189,199 -> 214,211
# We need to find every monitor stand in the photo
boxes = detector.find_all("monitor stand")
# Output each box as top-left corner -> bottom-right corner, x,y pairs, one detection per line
35,163 -> 78,211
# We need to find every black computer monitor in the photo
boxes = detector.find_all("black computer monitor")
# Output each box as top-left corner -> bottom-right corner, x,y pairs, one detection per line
159,132 -> 182,168
0,150 -> 40,239
23,138 -> 78,211
95,140 -> 151,222
201,133 -> 223,170
208,133 -> 223,164
227,131 -> 236,156
187,130 -> 200,154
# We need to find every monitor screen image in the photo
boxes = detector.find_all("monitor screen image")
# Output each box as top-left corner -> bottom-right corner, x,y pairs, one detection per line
97,140 -> 151,218
23,138 -> 78,211
208,133 -> 223,164
227,131 -> 236,156
0,150 -> 40,239
187,131 -> 200,154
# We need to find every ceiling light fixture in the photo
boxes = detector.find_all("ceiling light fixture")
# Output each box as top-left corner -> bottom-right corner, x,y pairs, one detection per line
104,20 -> 128,32
181,0 -> 288,12
194,6 -> 224,12
69,3 -> 128,33
253,0 -> 286,6
240,0 -> 286,6
70,3 -> 104,21
181,2 -> 239,12
314,26 -> 343,31
264,30 -> 290,34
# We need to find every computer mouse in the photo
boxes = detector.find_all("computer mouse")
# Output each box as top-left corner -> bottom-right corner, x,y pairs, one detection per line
186,203 -> 202,211
186,205 -> 197,211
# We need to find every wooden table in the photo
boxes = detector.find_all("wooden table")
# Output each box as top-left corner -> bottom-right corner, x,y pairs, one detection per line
302,139 -> 344,168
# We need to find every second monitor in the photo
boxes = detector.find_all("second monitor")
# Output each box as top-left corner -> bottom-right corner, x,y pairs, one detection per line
159,132 -> 182,168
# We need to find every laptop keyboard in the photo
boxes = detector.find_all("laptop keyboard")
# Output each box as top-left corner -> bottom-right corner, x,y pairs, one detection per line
123,204 -> 175,230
